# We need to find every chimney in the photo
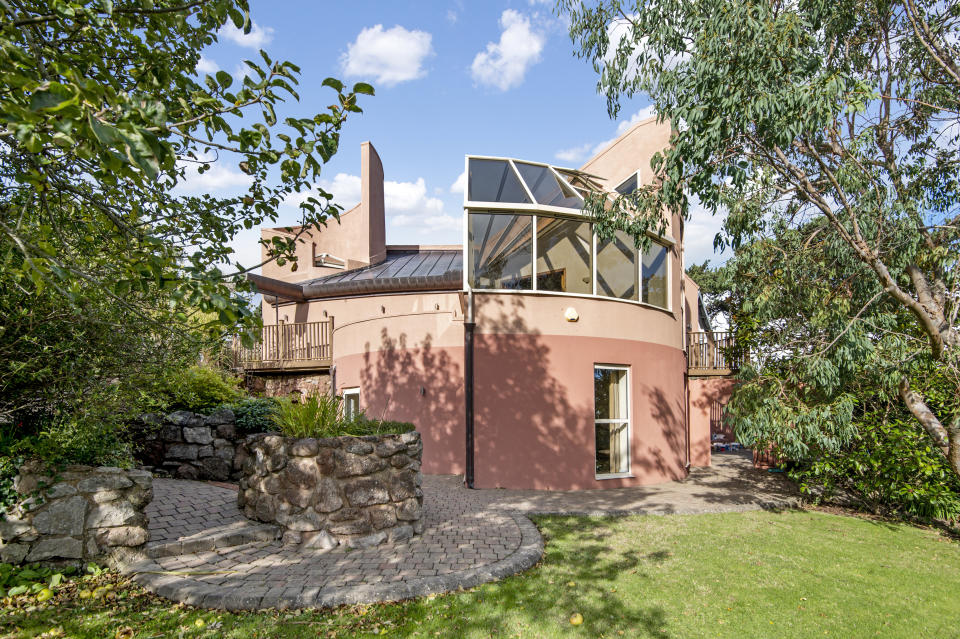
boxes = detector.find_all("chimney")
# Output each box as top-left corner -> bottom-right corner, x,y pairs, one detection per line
361,141 -> 386,266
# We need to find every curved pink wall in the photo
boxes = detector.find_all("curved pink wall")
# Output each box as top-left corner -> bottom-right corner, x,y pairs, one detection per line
689,377 -> 737,467
473,335 -> 688,490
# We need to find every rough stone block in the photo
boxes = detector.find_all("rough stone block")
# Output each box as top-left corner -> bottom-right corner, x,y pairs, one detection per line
214,423 -> 236,439
281,530 -> 302,545
204,408 -> 235,426
33,496 -> 87,536
262,474 -> 284,494
290,438 -> 319,457
174,463 -> 200,480
315,437 -> 342,449
167,410 -> 201,427
183,426 -> 214,445
312,477 -> 343,513
343,439 -> 374,455
0,518 -> 33,542
344,477 -> 390,507
389,454 -> 412,468
333,451 -> 387,478
278,508 -> 325,532
87,501 -> 141,528
366,504 -> 397,530
0,543 -> 29,564
26,537 -> 83,561
160,424 -> 182,442
285,458 -> 320,487
90,490 -> 123,503
395,498 -> 421,521
389,470 -> 418,501
196,445 -> 214,458
266,453 -> 288,472
281,486 -> 313,509
95,525 -> 149,547
302,530 -> 337,551
327,519 -> 373,536
375,438 -> 406,458
78,474 -> 133,492
43,483 -> 78,499
167,443 -> 199,461
199,457 -> 231,481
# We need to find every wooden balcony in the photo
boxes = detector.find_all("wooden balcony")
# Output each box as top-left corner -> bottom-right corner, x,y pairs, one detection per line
232,320 -> 333,372
687,331 -> 739,376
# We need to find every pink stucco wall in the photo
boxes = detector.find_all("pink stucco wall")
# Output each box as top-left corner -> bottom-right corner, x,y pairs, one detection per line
473,334 -> 688,490
688,377 -> 737,467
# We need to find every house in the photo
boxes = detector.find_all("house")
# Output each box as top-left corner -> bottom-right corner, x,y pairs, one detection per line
242,116 -> 736,491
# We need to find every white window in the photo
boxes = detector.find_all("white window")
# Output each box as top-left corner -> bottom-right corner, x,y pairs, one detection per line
594,366 -> 631,478
342,388 -> 360,420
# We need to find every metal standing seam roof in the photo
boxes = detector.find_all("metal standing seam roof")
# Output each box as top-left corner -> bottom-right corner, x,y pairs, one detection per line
250,249 -> 463,301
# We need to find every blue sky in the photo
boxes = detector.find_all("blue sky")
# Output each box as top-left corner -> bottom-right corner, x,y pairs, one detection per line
177,0 -> 727,271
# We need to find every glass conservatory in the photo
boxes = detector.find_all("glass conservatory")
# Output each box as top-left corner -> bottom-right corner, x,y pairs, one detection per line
462,156 -> 671,309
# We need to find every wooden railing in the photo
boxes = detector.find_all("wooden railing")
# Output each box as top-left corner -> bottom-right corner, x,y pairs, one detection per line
687,331 -> 739,375
232,320 -> 334,371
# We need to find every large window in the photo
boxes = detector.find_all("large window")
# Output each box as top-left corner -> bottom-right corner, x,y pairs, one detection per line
595,366 -> 630,477
596,230 -> 638,300
642,243 -> 669,309
468,213 -> 533,289
536,217 -> 592,294
468,159 -> 531,204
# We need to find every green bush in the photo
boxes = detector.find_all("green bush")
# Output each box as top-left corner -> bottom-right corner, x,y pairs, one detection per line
789,411 -> 960,522
153,365 -> 243,414
272,392 -> 413,439
223,397 -> 280,434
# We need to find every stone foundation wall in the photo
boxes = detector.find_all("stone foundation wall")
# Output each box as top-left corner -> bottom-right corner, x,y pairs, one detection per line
136,409 -> 242,481
236,432 -> 423,548
244,372 -> 331,398
0,462 -> 152,564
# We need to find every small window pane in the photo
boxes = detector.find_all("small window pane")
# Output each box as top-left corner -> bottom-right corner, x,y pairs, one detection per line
535,217 -> 592,294
616,173 -> 638,195
468,159 -> 531,204
596,231 -> 638,300
515,162 -> 583,208
595,424 -> 629,475
594,368 -> 628,420
642,242 -> 669,308
468,213 -> 533,289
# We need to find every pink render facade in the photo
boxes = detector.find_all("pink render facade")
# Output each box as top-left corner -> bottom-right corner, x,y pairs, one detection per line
251,117 -> 730,490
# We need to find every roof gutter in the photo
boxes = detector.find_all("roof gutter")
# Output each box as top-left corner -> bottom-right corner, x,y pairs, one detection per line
247,274 -> 306,302
248,271 -> 463,302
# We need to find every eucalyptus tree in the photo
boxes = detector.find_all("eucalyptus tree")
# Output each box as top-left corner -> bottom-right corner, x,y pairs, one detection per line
561,0 -> 960,474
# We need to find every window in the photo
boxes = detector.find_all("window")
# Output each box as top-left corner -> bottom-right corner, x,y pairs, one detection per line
343,388 -> 360,420
596,230 -> 638,300
615,172 -> 639,195
468,213 -> 533,289
535,217 -> 592,294
641,242 -> 669,309
514,162 -> 583,208
468,159 -> 531,204
595,366 -> 630,477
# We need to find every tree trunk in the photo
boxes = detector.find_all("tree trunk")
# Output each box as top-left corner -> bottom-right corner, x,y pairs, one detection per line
899,377 -> 960,478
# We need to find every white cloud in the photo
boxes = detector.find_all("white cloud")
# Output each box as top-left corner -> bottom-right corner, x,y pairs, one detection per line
284,173 -> 361,210
554,143 -> 594,164
219,21 -> 274,49
341,25 -> 434,87
470,10 -> 545,91
450,170 -> 466,194
554,106 -> 658,165
174,163 -> 252,194
684,194 -> 731,266
196,56 -> 219,74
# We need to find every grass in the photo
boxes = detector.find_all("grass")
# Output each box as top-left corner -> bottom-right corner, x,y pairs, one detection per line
4,509 -> 960,638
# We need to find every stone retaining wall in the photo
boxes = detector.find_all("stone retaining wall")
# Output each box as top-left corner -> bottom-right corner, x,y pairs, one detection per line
236,432 -> 423,548
0,462 -> 152,564
136,409 -> 241,481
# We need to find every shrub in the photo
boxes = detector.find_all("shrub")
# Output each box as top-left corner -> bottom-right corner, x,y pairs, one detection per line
789,411 -> 960,522
223,397 -> 280,434
153,365 -> 243,414
272,392 -> 413,439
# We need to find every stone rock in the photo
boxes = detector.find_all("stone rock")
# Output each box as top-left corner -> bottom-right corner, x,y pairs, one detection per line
141,413 -> 164,426
343,439 -> 374,455
43,483 -> 78,499
316,437 -> 342,449
233,445 -> 251,472
389,524 -> 415,543
78,474 -> 133,492
84,536 -> 99,558
263,435 -> 285,451
95,525 -> 149,547
375,438 -> 406,458
313,478 -> 343,513
281,486 -> 314,509
0,517 -> 33,542
343,530 -> 387,548
87,501 -> 141,528
290,438 -> 319,457
197,445 -> 214,458
285,458 -> 320,487
255,494 -> 277,521
183,426 -> 214,445
262,474 -> 284,494
215,423 -> 236,439
389,470 -> 418,501
199,457 -> 231,481
343,477 -> 389,507
366,504 -> 398,530
315,448 -> 336,475
395,498 -> 421,521
127,469 -> 153,488
266,453 -> 288,473
329,507 -> 363,522
400,431 -> 419,444
389,454 -> 412,468
159,424 -> 182,442
127,486 -> 153,508
413,519 -> 425,535
327,519 -> 373,536
281,530 -> 302,545
90,490 -> 123,503
94,466 -> 123,474
33,496 -> 87,536
205,408 -> 235,426
333,451 -> 387,478
302,530 -> 337,551
0,543 -> 29,564
174,464 -> 200,480
26,537 -> 83,561
14,473 -> 51,496
167,443 -> 199,461
167,410 -> 202,427
279,508 -> 325,532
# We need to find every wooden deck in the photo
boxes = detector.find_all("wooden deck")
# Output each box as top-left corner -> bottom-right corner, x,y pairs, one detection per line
687,331 -> 739,376
232,320 -> 333,372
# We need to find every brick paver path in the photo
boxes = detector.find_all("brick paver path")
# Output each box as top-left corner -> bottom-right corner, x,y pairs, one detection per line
125,452 -> 796,611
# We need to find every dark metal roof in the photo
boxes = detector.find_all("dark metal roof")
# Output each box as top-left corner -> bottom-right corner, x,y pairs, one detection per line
250,249 -> 463,301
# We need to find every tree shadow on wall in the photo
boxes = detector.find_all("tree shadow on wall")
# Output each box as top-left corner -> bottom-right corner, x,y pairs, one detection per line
358,329 -> 465,473
638,384 -> 688,482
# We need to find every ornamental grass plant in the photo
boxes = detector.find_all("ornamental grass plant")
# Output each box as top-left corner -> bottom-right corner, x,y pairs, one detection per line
271,392 -> 412,439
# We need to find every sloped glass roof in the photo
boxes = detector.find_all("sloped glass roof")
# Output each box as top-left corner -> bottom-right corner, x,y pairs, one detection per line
466,157 -> 588,210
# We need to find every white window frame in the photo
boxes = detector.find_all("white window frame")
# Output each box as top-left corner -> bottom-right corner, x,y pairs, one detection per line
594,365 -> 632,480
342,387 -> 360,420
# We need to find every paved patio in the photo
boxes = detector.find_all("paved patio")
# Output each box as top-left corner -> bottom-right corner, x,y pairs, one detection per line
122,451 -> 798,610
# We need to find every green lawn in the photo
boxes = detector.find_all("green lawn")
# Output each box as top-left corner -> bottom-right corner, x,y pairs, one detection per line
4,509 -> 960,638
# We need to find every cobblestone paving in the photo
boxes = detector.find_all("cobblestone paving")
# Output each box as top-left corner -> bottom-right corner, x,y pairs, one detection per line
146,479 -> 247,545
125,476 -> 542,610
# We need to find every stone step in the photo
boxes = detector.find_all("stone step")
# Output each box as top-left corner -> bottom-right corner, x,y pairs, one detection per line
144,522 -> 280,558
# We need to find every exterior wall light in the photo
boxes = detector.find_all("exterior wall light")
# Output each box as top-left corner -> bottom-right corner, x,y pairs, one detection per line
564,307 -> 579,322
